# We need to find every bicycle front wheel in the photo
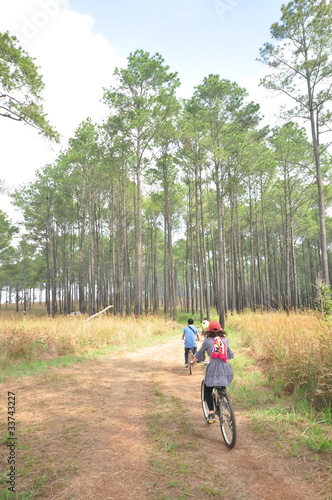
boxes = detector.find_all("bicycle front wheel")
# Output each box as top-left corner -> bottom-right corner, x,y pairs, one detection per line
201,380 -> 209,420
218,390 -> 236,449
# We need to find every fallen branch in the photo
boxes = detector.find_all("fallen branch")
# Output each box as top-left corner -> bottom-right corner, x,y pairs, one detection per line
85,305 -> 113,322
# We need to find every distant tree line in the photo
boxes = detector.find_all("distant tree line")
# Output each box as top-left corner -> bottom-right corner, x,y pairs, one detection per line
1,0 -> 332,324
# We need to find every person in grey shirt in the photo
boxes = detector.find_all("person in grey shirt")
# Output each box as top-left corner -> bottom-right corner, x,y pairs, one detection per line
193,320 -> 234,423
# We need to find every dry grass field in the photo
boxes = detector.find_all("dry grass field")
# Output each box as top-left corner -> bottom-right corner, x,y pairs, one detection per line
227,310 -> 332,411
0,305 -> 178,378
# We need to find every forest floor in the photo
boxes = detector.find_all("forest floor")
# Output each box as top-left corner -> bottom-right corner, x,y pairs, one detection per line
0,336 -> 331,499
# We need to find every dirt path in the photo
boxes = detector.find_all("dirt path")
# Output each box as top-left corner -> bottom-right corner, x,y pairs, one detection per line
0,337 -> 329,499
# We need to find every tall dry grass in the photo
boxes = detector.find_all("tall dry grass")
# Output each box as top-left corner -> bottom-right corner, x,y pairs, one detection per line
227,311 -> 332,410
0,312 -> 178,367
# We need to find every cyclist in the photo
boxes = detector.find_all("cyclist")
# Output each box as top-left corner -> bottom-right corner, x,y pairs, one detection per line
201,317 -> 210,338
192,320 -> 234,423
182,318 -> 199,367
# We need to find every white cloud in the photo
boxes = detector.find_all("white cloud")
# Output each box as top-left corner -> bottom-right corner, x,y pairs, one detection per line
239,69 -> 286,130
0,0 -> 125,221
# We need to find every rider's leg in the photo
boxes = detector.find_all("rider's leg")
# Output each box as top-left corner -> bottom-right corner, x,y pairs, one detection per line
204,384 -> 214,411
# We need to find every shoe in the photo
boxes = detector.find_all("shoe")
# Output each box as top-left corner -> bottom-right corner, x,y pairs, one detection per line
207,412 -> 215,423
185,364 -> 188,367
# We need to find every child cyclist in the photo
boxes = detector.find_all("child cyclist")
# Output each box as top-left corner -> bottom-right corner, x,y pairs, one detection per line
192,321 -> 234,423
182,318 -> 199,367
201,317 -> 210,338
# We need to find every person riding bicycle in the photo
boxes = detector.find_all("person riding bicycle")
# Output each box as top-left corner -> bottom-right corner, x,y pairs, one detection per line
182,318 -> 199,367
192,320 -> 234,423
201,317 -> 210,338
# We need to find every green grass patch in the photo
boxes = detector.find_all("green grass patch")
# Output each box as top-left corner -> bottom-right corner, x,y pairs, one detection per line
0,355 -> 87,381
198,484 -> 227,497
0,492 -> 36,499
176,310 -> 220,327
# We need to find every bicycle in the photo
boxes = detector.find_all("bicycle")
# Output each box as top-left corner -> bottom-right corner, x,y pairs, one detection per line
200,364 -> 236,449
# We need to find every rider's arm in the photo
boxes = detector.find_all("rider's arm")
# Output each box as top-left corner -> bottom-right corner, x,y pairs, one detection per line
225,338 -> 234,359
193,338 -> 209,363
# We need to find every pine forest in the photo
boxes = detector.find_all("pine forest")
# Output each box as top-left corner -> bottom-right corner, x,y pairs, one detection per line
1,1 -> 332,325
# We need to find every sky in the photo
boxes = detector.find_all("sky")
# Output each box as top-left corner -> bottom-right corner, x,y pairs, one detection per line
0,0 -> 287,222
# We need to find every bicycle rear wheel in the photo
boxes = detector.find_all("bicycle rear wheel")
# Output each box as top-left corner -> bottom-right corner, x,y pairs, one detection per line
201,380 -> 209,420
217,389 -> 236,449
